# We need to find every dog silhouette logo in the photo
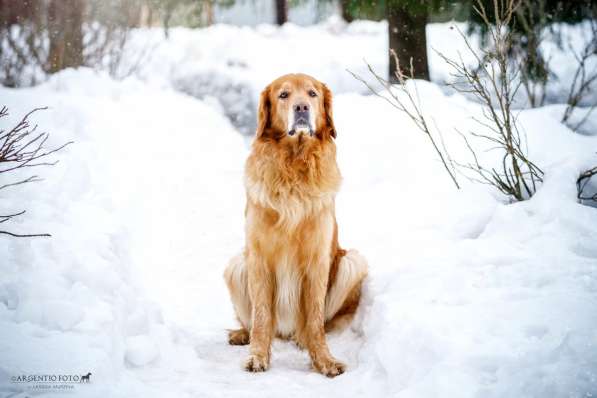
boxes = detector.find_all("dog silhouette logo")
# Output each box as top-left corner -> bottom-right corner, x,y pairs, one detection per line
80,372 -> 92,383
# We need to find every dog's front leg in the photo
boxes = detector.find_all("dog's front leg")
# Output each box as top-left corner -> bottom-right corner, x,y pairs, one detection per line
245,255 -> 274,372
299,261 -> 346,377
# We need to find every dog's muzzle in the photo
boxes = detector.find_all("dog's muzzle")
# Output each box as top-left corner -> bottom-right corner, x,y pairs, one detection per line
288,103 -> 313,137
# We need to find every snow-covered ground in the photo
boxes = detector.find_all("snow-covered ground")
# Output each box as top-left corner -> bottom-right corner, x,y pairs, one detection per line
1,19 -> 597,398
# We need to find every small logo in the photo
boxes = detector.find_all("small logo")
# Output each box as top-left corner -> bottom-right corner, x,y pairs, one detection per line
10,372 -> 93,393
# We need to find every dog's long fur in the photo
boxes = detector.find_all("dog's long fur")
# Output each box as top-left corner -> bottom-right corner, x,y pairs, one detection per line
224,73 -> 368,377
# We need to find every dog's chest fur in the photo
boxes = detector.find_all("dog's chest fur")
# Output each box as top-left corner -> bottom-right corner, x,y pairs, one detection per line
270,216 -> 334,337
244,139 -> 339,337
274,255 -> 302,337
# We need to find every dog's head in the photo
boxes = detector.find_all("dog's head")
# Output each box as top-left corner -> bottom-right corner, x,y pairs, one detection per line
256,73 -> 336,140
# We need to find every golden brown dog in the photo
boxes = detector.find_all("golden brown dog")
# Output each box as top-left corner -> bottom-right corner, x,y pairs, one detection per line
224,73 -> 368,377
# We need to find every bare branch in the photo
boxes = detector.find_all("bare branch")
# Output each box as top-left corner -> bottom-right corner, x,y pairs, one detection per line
577,163 -> 597,203
0,107 -> 71,238
348,50 -> 461,190
0,230 -> 51,238
562,16 -> 597,131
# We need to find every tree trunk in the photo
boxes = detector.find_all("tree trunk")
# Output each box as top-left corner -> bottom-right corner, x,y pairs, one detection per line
275,0 -> 287,25
0,0 -> 34,26
340,0 -> 353,23
48,0 -> 84,73
163,7 -> 172,39
205,0 -> 214,26
387,2 -> 429,81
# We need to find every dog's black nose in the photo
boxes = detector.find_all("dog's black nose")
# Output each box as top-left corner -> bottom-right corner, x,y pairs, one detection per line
294,102 -> 310,121
294,103 -> 309,112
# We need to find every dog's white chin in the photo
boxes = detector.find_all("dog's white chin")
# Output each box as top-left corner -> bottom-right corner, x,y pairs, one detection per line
294,126 -> 311,135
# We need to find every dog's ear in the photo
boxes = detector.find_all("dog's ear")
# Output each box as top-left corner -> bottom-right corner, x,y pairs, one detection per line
256,85 -> 271,138
322,84 -> 336,139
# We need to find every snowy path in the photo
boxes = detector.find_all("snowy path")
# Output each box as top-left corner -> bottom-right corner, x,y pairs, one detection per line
99,79 -> 379,396
2,64 -> 597,396
71,72 -> 385,396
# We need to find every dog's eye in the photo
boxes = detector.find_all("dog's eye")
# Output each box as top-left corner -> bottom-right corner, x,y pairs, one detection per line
308,90 -> 317,97
279,91 -> 289,99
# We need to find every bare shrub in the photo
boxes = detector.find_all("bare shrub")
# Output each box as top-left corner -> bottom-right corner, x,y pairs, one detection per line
349,54 -> 460,190
0,0 -> 152,86
561,17 -> 597,132
145,0 -> 218,38
351,0 -> 543,201
83,0 -> 153,79
0,106 -> 72,237
0,3 -> 49,87
577,164 -> 597,204
436,0 -> 543,201
513,0 -> 551,108
173,70 -> 258,136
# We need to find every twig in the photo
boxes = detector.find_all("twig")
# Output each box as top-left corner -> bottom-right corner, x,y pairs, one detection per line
435,0 -> 543,201
562,17 -> 597,131
348,51 -> 460,190
577,164 -> 597,202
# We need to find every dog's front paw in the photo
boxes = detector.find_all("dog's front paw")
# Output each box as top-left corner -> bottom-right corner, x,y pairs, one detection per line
312,357 -> 346,378
244,353 -> 269,372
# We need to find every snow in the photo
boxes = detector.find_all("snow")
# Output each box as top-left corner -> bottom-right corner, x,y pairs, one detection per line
1,18 -> 597,398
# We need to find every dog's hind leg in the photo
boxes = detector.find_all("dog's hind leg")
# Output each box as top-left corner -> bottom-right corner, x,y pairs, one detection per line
224,252 -> 252,345
228,328 -> 250,345
324,249 -> 368,333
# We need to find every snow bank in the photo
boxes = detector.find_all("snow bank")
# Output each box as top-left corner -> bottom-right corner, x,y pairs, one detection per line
0,69 -> 244,397
211,78 -> 597,396
334,84 -> 597,397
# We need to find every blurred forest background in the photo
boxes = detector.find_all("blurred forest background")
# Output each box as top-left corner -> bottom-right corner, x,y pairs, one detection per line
1,0 -> 595,86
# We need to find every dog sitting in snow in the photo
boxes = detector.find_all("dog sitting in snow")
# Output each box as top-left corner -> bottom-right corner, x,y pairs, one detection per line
224,73 -> 368,377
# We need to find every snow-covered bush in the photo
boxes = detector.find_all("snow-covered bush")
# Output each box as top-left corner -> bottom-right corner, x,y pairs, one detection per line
0,23 -> 48,87
172,68 -> 257,135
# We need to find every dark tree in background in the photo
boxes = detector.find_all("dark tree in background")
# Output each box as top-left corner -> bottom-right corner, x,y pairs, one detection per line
0,0 -> 34,25
275,0 -> 288,25
387,0 -> 430,81
342,0 -> 595,84
466,0 -> 596,107
48,0 -> 84,73
159,0 -> 178,37
342,0 -> 444,82
340,0 -> 355,23
339,0 -> 387,22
